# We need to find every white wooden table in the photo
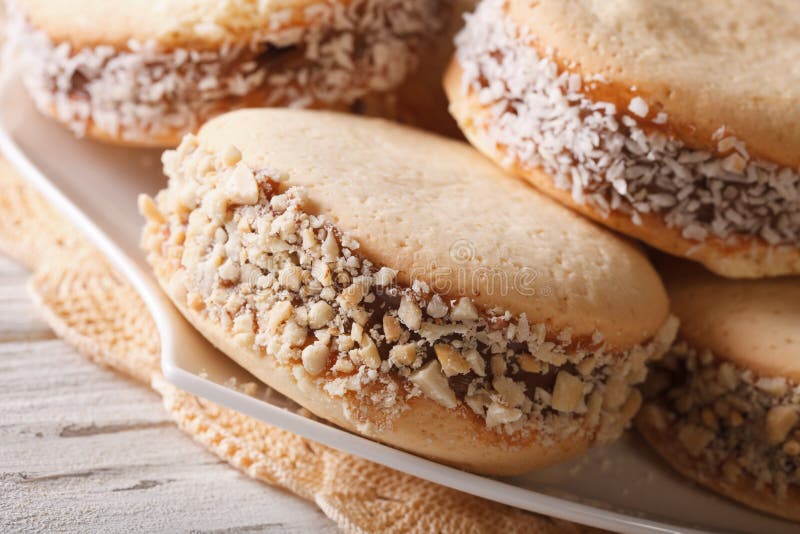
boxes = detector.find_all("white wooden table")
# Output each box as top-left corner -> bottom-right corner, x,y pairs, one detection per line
0,254 -> 336,533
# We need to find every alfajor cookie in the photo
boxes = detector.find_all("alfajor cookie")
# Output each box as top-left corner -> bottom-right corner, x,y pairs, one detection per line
637,258 -> 800,520
445,0 -> 800,279
361,0 -> 478,138
4,0 -> 447,146
140,108 -> 678,475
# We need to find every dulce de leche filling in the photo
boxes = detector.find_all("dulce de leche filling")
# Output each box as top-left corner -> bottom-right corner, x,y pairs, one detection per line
140,134 -> 678,441
5,0 -> 443,143
455,0 -> 800,249
641,341 -> 800,498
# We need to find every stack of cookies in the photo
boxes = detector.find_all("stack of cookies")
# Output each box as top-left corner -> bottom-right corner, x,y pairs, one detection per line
7,0 -> 799,524
445,0 -> 800,520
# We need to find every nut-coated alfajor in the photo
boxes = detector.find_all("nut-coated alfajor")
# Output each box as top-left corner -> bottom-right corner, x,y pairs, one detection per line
638,258 -> 800,521
139,108 -> 678,475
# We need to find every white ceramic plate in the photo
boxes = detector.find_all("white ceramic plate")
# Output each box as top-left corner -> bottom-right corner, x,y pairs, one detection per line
1,76 -> 797,534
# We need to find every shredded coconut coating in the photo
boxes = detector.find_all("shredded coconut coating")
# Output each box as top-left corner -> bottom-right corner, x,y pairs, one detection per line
6,0 -> 444,143
641,340 -> 800,499
140,134 -> 678,440
455,0 -> 800,249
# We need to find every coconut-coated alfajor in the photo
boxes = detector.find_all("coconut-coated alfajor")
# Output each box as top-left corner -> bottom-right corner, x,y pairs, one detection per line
139,109 -> 678,475
638,258 -> 800,521
4,0 -> 447,146
445,0 -> 800,279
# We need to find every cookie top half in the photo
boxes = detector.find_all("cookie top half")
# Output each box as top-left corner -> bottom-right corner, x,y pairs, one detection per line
663,259 -> 800,379
510,0 -> 800,167
17,0 -> 325,48
197,109 -> 668,349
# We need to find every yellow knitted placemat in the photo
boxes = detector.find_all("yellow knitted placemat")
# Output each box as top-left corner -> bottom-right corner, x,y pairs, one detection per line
0,158 -> 592,533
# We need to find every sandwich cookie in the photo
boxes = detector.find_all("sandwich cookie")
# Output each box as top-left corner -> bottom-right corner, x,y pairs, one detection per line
140,109 -> 678,475
637,259 -> 800,520
363,0 -> 479,138
4,0 -> 446,146
445,0 -> 800,279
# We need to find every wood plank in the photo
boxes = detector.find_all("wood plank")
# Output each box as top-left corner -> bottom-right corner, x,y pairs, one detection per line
0,256 -> 54,342
0,253 -> 336,532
